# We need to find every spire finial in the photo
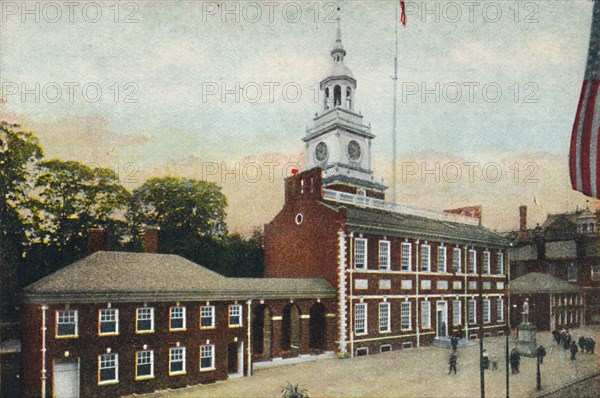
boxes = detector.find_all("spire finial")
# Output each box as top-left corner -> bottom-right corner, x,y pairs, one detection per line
331,14 -> 346,59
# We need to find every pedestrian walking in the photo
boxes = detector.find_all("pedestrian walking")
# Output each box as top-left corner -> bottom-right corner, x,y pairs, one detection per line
560,329 -> 566,346
448,352 -> 457,374
451,336 -> 458,352
510,348 -> 520,374
537,345 -> 546,364
481,349 -> 490,370
563,333 -> 571,350
570,341 -> 579,360
552,329 -> 560,345
578,336 -> 585,352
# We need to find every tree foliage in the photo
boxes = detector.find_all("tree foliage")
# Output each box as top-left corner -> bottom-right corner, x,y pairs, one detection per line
0,122 -> 43,321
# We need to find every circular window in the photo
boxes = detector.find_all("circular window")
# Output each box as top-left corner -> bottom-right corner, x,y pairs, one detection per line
315,142 -> 329,162
295,213 -> 304,225
348,140 -> 361,161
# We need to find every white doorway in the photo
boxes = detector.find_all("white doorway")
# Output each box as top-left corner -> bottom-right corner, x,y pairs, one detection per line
437,301 -> 448,338
53,360 -> 80,398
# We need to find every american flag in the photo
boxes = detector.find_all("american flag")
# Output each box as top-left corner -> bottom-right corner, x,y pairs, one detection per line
400,1 -> 407,27
570,0 -> 600,198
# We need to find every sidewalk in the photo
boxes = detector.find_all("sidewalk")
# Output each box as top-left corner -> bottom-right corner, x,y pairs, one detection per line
130,326 -> 600,398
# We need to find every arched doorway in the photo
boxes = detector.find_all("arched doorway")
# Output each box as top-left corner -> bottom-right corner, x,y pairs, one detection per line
309,303 -> 327,352
281,304 -> 301,357
253,305 -> 272,361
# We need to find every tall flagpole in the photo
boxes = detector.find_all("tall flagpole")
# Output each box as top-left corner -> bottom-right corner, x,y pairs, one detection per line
392,2 -> 399,203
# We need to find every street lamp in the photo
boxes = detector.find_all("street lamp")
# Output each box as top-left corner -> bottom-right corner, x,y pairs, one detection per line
536,349 -> 542,391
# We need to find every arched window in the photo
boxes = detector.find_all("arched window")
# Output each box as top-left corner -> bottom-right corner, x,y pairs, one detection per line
334,85 -> 341,107
346,87 -> 352,109
324,87 -> 330,110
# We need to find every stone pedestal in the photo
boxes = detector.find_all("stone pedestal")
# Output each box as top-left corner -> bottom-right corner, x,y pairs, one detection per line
516,323 -> 537,357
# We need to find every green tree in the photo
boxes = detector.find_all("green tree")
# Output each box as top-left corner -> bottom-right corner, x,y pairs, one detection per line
0,122 -> 43,329
221,228 -> 264,277
25,160 -> 131,278
129,177 -> 228,268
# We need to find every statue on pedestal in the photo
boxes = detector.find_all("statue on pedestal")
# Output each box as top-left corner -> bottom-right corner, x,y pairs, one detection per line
522,298 -> 530,324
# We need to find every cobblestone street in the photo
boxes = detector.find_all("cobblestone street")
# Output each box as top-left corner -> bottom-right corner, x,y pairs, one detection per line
130,327 -> 600,398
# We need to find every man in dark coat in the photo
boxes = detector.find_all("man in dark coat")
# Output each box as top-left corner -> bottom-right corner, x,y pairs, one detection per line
564,332 -> 571,350
481,349 -> 490,370
552,329 -> 560,345
537,345 -> 546,364
448,352 -> 457,374
451,336 -> 458,352
590,338 -> 596,354
559,329 -> 566,346
570,341 -> 579,360
578,336 -> 585,352
510,348 -> 520,374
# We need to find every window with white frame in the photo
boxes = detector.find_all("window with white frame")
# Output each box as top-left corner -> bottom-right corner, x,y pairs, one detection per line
355,303 -> 367,334
568,263 -> 577,281
170,306 -> 186,331
402,242 -> 412,271
497,298 -> 504,322
592,265 -> 600,281
453,300 -> 462,326
56,310 -> 78,337
497,253 -> 504,275
483,299 -> 491,323
453,248 -> 462,273
99,353 -> 118,384
169,347 -> 186,375
229,304 -> 242,327
483,251 -> 490,274
421,301 -> 431,329
468,299 -> 476,324
421,244 -> 431,272
200,344 -> 215,370
468,250 -> 477,274
401,301 -> 411,330
136,350 -> 153,379
355,238 -> 367,269
99,308 -> 118,335
201,305 -> 215,329
379,302 -> 390,332
437,246 -> 447,273
136,307 -> 154,333
379,240 -> 390,270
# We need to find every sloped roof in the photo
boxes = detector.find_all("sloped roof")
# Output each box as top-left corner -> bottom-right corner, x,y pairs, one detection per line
324,201 -> 509,247
23,251 -> 336,304
509,272 -> 581,294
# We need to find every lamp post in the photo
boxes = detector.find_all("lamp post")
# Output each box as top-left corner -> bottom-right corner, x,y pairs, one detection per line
536,350 -> 542,391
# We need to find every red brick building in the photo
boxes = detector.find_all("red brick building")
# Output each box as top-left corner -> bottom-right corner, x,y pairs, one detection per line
21,250 -> 336,398
509,205 -> 600,325
509,272 -> 583,330
264,22 -> 510,357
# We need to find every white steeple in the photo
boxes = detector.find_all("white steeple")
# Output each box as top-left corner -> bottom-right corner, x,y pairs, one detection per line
303,20 -> 387,195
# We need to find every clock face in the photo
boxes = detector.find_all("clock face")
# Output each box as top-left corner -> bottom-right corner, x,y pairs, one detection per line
315,142 -> 328,162
348,140 -> 361,161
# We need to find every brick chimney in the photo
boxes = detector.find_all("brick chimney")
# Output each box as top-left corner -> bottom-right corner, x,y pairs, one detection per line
89,228 -> 106,254
143,227 -> 160,253
519,205 -> 528,241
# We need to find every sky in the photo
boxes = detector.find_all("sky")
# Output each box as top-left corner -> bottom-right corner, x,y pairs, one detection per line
0,0 -> 598,234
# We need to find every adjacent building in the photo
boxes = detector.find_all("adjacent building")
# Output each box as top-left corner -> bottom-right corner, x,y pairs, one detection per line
508,205 -> 600,325
21,242 -> 336,398
509,272 -> 583,330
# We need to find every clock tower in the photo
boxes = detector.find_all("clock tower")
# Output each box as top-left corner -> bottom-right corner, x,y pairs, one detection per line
303,19 -> 387,198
